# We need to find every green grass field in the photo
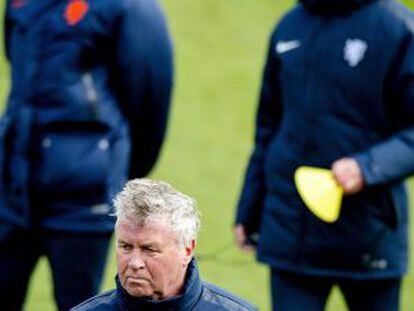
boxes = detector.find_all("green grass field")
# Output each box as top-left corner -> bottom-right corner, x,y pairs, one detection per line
1,0 -> 414,310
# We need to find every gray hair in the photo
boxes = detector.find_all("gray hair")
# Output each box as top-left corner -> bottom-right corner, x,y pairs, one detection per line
113,179 -> 200,248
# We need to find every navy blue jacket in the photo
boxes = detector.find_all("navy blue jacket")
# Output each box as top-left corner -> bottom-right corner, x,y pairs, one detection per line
1,0 -> 173,233
237,0 -> 414,278
71,260 -> 257,311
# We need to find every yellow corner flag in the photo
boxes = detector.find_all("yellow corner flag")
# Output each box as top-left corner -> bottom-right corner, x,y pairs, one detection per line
294,166 -> 344,223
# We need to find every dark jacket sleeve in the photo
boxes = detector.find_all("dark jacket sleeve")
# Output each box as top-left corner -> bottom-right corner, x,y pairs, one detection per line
4,1 -> 11,60
236,31 -> 282,234
353,31 -> 414,186
113,0 -> 173,178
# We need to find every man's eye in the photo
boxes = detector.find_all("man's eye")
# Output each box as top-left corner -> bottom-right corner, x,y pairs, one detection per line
119,244 -> 132,251
144,247 -> 158,253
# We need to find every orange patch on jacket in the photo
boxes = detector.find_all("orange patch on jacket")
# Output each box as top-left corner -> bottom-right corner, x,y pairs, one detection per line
64,0 -> 89,26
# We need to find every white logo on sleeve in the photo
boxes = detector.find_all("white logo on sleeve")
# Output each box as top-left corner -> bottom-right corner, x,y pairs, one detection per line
343,39 -> 368,67
276,40 -> 301,54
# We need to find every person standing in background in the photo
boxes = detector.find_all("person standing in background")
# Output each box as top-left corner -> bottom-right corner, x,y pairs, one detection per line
0,0 -> 173,310
235,0 -> 414,310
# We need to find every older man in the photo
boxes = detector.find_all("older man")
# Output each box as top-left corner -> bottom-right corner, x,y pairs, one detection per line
72,179 -> 256,310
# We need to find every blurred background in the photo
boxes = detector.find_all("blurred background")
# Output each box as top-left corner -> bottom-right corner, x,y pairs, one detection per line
1,0 -> 414,310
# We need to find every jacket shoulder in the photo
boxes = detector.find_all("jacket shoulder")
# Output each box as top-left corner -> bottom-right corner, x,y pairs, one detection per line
277,4 -> 306,23
70,290 -> 118,311
88,0 -> 167,35
271,5 -> 315,38
116,0 -> 166,15
377,0 -> 414,34
199,282 -> 257,311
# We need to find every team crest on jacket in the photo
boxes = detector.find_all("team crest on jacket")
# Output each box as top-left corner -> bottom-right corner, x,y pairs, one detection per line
64,0 -> 89,26
343,39 -> 367,67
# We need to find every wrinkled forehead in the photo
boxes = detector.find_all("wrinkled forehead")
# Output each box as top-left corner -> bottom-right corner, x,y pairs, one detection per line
115,216 -> 180,243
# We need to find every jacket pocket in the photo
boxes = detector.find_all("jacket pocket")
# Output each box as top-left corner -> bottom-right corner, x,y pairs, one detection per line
33,121 -> 113,201
358,187 -> 399,231
303,187 -> 398,268
387,183 -> 407,229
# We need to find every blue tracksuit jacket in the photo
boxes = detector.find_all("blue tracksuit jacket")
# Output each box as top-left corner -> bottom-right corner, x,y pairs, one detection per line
237,0 -> 414,278
71,260 -> 257,311
1,0 -> 173,234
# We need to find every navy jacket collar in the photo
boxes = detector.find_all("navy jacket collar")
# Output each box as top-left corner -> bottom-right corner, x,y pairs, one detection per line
116,259 -> 203,311
299,0 -> 379,15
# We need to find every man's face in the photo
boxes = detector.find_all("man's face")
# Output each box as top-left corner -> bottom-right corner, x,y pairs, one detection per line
116,217 -> 194,300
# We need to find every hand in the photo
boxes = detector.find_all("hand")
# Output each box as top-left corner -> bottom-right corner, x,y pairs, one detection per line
331,157 -> 365,194
234,224 -> 256,253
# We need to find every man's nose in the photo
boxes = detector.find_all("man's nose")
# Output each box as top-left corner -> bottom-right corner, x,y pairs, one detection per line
129,253 -> 145,270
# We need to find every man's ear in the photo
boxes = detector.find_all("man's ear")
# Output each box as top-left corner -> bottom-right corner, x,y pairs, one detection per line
183,239 -> 196,265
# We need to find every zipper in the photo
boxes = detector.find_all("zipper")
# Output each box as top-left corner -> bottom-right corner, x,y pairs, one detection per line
82,71 -> 99,118
296,16 -> 329,264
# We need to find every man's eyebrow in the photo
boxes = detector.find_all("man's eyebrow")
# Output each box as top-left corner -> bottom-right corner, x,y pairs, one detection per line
116,238 -> 129,244
141,242 -> 160,248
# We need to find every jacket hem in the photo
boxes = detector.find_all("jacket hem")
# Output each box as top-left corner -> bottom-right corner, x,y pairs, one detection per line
257,254 -> 406,280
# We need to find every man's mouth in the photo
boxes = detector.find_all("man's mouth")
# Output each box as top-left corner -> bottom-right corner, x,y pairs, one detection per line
126,276 -> 150,284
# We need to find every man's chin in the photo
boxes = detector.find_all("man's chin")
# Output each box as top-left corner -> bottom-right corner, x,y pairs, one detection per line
125,280 -> 153,298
